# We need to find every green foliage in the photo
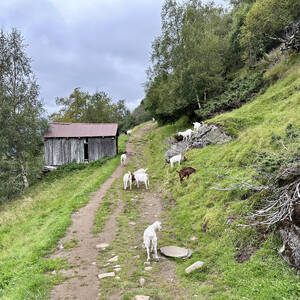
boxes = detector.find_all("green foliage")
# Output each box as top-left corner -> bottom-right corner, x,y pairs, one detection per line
49,88 -> 132,132
0,29 -> 48,202
144,0 -> 229,122
130,100 -> 152,126
196,70 -> 264,120
240,0 -> 300,62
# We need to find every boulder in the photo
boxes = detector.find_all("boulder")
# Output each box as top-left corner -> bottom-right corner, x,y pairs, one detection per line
160,246 -> 190,258
165,123 -> 232,161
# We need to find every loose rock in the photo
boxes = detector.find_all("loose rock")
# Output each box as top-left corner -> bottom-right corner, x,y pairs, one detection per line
144,266 -> 152,271
108,255 -> 118,262
98,272 -> 115,279
185,261 -> 204,274
135,296 -> 150,300
139,277 -> 146,286
129,222 -> 136,226
114,268 -> 121,272
96,243 -> 109,249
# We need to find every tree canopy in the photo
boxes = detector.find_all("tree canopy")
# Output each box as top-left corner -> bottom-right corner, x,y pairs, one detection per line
0,29 -> 47,201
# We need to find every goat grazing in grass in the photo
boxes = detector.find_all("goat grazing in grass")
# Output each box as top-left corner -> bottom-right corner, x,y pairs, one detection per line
134,172 -> 150,189
123,171 -> 132,190
120,153 -> 127,166
143,221 -> 162,261
169,153 -> 187,168
177,167 -> 196,182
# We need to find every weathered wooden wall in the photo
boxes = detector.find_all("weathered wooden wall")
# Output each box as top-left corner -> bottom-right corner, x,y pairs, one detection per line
44,137 -> 117,166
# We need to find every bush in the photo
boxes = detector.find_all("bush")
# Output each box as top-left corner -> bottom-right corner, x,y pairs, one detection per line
195,71 -> 264,120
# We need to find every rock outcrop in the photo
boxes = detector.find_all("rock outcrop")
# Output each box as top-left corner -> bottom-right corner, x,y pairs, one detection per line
165,123 -> 232,161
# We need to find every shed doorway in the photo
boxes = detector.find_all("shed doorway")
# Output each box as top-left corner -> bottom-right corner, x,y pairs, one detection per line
84,138 -> 89,162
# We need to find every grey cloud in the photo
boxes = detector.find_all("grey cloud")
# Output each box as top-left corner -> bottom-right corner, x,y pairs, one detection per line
0,0 -> 226,114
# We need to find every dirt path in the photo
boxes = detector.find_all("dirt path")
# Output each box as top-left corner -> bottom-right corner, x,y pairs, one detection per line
50,123 -> 189,300
50,132 -> 137,300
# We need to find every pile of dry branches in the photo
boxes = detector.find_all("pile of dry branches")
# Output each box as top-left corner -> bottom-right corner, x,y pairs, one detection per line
270,20 -> 300,52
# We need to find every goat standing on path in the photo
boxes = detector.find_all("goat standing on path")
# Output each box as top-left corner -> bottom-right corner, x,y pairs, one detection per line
134,172 -> 150,189
123,172 -> 132,190
143,221 -> 162,261
120,153 -> 127,166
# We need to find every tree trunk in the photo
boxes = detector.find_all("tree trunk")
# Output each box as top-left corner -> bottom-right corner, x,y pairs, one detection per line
20,162 -> 29,189
196,93 -> 201,109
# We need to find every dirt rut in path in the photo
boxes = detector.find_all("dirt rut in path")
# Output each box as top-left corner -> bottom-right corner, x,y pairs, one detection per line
50,131 -> 138,300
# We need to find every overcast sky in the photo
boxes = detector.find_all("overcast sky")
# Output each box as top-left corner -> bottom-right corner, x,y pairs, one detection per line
0,0 -> 227,115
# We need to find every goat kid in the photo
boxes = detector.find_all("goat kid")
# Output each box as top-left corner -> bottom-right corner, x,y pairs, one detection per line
123,171 -> 132,190
143,221 -> 162,261
120,153 -> 127,166
177,167 -> 196,182
169,153 -> 187,168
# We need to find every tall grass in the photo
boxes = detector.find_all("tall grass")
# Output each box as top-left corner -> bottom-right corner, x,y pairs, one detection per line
0,134 -> 128,300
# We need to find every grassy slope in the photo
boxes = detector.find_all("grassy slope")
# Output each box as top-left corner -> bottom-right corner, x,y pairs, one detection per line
0,134 -> 128,300
143,59 -> 300,299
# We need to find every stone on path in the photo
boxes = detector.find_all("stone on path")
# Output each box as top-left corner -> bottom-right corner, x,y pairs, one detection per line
115,276 -> 121,280
98,272 -> 115,279
114,268 -> 121,272
108,255 -> 118,262
185,261 -> 204,274
135,296 -> 150,300
129,222 -> 136,226
96,243 -> 109,249
160,246 -> 190,258
144,261 -> 151,265
139,277 -> 146,286
144,266 -> 152,271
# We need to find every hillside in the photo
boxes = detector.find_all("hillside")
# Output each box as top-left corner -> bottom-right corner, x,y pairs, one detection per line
0,57 -> 299,299
141,56 -> 300,298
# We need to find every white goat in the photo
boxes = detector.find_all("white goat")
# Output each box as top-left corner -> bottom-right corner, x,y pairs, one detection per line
143,221 -> 162,261
169,153 -> 187,167
120,153 -> 127,166
134,172 -> 150,189
178,129 -> 193,142
133,168 -> 148,175
123,172 -> 132,190
126,129 -> 132,135
193,122 -> 201,131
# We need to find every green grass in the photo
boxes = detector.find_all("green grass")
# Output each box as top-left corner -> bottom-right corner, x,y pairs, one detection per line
140,58 -> 300,298
0,134 -> 128,300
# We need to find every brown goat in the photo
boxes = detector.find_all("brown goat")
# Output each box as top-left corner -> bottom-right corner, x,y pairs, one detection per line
177,167 -> 196,182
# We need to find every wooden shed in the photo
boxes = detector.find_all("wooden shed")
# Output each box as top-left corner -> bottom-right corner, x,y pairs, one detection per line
44,122 -> 119,166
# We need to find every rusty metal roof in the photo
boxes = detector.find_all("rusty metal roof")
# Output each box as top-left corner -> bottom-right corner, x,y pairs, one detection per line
44,122 -> 118,138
